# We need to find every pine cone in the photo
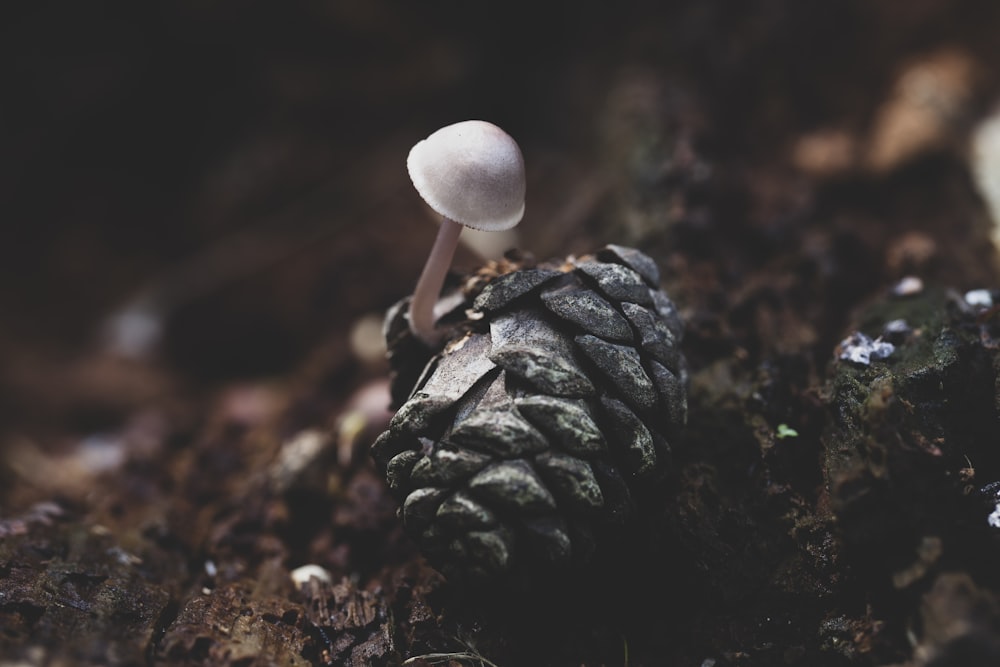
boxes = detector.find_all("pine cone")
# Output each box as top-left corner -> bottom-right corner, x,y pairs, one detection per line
372,244 -> 687,581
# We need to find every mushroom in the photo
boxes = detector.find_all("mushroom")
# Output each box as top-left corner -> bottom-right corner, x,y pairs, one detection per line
406,120 -> 526,346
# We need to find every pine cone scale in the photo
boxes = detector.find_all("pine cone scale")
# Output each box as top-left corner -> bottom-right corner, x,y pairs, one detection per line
467,460 -> 558,514
575,260 -> 655,305
447,408 -> 547,457
473,269 -> 563,313
598,244 -> 662,285
540,283 -> 634,342
488,311 -> 596,397
575,334 -> 658,412
514,395 -> 608,456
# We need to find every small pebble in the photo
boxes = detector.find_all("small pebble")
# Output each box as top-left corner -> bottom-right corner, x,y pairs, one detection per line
290,564 -> 333,589
891,276 -> 924,297
350,313 -> 388,364
964,289 -> 994,308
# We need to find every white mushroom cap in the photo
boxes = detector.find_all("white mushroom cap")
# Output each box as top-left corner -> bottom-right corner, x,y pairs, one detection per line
407,120 -> 526,231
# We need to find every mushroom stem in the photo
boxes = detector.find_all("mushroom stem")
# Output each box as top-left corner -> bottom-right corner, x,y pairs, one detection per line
408,216 -> 463,346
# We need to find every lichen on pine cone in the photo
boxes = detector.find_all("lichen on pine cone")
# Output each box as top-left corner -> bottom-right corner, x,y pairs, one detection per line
372,244 -> 687,582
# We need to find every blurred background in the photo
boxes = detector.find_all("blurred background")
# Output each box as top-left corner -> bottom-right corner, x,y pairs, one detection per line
4,0 -> 1000,477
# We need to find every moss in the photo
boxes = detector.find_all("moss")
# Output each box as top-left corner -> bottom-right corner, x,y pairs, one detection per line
824,288 -> 1000,590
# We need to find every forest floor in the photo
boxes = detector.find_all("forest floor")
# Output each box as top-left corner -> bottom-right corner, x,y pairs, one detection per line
5,2 -> 1000,665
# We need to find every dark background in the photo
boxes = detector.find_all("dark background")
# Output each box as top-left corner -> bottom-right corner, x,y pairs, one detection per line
6,1 -> 998,390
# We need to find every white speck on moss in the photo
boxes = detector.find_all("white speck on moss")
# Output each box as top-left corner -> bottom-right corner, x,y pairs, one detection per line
838,331 -> 895,366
